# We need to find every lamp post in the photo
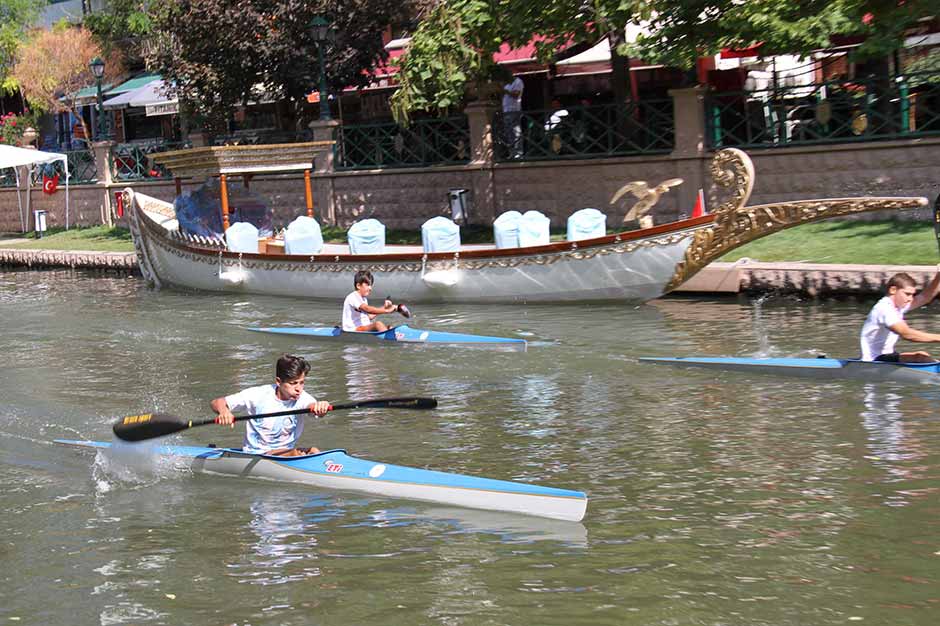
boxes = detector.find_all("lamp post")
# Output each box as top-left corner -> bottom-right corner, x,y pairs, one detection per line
308,16 -> 334,121
89,57 -> 106,140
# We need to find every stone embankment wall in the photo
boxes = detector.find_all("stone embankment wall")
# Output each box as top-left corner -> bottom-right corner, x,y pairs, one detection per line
0,248 -> 138,272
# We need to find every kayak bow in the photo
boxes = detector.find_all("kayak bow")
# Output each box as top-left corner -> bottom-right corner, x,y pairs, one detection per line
248,324 -> 527,348
54,440 -> 587,522
639,356 -> 940,385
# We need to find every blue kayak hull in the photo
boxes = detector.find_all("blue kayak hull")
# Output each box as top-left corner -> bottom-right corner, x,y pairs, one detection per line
248,324 -> 526,348
54,440 -> 586,521
639,356 -> 940,385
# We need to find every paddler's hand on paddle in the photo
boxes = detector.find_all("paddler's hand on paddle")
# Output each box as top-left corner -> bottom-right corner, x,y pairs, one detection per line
210,397 -> 236,428
383,298 -> 396,313
310,400 -> 331,417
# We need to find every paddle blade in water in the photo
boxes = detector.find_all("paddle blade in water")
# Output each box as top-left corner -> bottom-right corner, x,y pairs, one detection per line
112,412 -> 190,442
397,304 -> 412,319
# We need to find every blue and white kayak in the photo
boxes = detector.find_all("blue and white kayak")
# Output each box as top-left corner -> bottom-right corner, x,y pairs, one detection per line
54,440 -> 586,521
639,356 -> 940,386
247,324 -> 527,348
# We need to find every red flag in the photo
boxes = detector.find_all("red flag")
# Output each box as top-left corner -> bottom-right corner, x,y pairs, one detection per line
42,173 -> 59,195
692,188 -> 706,218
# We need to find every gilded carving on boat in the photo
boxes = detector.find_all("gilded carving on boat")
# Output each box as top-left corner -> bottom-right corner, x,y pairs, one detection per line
665,149 -> 928,291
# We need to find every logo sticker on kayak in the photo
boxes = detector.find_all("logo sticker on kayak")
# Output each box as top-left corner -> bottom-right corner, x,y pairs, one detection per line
369,464 -> 386,478
324,461 -> 343,473
395,331 -> 405,340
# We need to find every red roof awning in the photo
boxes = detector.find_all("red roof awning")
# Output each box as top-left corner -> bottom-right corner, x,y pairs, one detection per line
720,43 -> 764,59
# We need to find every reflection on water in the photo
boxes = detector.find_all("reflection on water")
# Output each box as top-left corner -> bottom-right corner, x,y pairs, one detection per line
2,272 -> 940,625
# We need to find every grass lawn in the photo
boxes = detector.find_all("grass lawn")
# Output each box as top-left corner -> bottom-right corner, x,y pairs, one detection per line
0,226 -> 135,252
719,220 -> 939,265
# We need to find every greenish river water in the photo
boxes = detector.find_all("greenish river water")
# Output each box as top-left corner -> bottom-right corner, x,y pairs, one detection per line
1,270 -> 938,625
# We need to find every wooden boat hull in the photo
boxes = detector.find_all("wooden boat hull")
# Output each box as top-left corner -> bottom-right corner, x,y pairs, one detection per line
247,324 -> 527,347
639,356 -> 940,385
54,439 -> 587,522
126,149 -> 927,304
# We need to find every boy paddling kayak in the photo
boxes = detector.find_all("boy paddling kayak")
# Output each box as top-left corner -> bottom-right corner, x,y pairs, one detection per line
860,270 -> 940,363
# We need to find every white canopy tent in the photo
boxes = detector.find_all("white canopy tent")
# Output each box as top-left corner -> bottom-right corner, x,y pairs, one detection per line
0,145 -> 71,232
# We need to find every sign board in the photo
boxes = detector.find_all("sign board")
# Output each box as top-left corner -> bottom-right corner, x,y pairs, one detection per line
146,102 -> 180,117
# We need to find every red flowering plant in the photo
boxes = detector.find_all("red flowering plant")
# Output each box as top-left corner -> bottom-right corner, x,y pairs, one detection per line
0,110 -> 40,146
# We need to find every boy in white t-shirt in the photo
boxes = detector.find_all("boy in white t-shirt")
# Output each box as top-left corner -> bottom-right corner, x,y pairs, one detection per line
860,271 -> 940,362
342,270 -> 397,332
210,354 -> 330,456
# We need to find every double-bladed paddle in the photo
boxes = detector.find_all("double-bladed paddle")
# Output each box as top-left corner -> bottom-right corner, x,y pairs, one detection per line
112,397 -> 438,442
387,295 -> 412,319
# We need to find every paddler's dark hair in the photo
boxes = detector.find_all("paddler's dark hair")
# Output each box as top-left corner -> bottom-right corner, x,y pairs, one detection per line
354,270 -> 374,287
276,354 -> 310,381
886,272 -> 917,292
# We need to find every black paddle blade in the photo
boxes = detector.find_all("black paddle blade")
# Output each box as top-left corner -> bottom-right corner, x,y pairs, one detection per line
112,412 -> 191,442
397,304 -> 412,319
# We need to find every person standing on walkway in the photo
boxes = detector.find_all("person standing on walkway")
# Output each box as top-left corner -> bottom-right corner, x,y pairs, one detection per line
860,271 -> 940,362
502,75 -> 524,158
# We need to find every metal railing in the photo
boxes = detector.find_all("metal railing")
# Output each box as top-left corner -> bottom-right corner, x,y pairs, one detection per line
0,149 -> 96,187
493,100 -> 674,162
706,71 -> 940,149
336,116 -> 471,170
111,141 -> 191,181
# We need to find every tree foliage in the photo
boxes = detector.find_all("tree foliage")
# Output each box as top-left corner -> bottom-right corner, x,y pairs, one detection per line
0,0 -> 43,94
12,25 -> 123,141
392,0 -> 937,121
83,0 -> 160,67
148,0 -> 418,130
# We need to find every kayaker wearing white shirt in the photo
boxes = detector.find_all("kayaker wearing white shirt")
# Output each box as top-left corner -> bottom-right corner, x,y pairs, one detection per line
342,270 -> 397,332
211,354 -> 330,456
860,271 -> 940,362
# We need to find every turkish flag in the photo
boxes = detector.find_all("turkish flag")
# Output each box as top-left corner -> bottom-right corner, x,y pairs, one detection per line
42,174 -> 59,195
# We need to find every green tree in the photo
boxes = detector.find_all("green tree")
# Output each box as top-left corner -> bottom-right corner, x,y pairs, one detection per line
0,0 -> 43,95
391,0 -> 937,121
83,0 -> 160,67
147,0 -> 418,132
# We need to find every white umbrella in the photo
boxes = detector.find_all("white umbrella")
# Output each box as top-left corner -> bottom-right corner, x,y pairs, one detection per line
0,145 -> 71,231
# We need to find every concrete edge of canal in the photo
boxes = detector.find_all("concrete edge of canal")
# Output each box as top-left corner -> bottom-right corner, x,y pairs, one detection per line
0,246 -> 139,274
0,246 -> 933,297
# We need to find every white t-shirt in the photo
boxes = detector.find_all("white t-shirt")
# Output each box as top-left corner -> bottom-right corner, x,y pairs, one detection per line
502,77 -> 524,112
860,296 -> 909,360
342,291 -> 370,331
224,384 -> 316,453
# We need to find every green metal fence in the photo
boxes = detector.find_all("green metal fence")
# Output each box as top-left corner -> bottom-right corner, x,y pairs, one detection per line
706,71 -> 940,149
0,149 -> 96,187
111,141 -> 191,181
336,116 -> 471,170
493,100 -> 674,162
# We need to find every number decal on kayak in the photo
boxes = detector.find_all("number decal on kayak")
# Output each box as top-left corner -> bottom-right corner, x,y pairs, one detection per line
324,461 -> 343,473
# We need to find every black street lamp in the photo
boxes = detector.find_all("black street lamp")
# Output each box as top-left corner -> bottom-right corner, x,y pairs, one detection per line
89,57 -> 106,140
308,16 -> 334,121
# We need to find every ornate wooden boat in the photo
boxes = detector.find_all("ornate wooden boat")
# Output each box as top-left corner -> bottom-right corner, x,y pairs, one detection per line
54,439 -> 587,521
639,356 -> 940,386
126,148 -> 927,303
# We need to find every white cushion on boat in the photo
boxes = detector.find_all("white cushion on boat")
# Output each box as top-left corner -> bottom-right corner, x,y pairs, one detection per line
421,216 -> 460,253
225,221 -> 260,253
566,208 -> 607,241
518,210 -> 550,247
493,210 -> 522,249
347,218 -> 386,254
284,215 -> 324,255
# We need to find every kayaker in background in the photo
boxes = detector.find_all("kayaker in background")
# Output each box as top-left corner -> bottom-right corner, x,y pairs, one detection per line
342,270 -> 397,332
860,271 -> 940,362
211,354 -> 330,456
